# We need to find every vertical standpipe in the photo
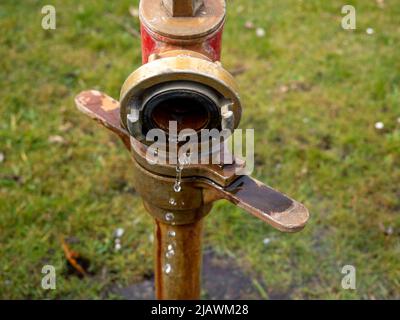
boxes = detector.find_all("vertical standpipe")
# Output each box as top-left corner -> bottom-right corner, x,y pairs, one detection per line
136,0 -> 226,299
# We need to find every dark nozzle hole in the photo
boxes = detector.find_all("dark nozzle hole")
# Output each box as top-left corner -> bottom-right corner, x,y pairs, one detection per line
143,90 -> 220,133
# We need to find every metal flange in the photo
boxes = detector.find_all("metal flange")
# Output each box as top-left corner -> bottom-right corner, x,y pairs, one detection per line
120,54 -> 242,145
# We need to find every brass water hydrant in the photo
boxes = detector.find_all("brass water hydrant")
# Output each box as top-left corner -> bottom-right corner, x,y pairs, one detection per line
75,0 -> 309,300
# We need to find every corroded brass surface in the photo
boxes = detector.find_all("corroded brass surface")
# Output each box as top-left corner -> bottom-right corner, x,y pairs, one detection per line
130,138 -> 244,187
156,49 -> 211,61
140,0 -> 225,40
131,156 -> 210,224
119,55 -> 242,133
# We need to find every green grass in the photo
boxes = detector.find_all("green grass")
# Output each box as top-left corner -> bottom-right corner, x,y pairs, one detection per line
0,0 -> 399,299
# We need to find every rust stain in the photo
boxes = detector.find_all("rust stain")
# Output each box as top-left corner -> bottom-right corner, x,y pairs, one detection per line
155,220 -> 163,299
101,95 -> 119,112
75,91 -> 131,150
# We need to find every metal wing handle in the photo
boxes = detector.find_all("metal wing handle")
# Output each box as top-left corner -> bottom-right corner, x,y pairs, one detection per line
202,176 -> 309,233
75,90 -> 130,149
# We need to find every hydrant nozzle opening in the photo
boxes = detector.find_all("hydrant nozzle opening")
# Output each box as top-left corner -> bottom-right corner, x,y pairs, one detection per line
120,55 -> 242,146
142,81 -> 221,134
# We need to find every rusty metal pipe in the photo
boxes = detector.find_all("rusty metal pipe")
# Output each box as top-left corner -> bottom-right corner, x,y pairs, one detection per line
154,219 -> 203,300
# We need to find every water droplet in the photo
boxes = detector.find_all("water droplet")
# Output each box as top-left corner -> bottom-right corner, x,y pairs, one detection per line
166,249 -> 175,259
163,263 -> 172,274
169,198 -> 177,206
168,230 -> 176,238
165,212 -> 174,222
179,154 -> 191,166
167,244 -> 174,251
173,183 -> 182,193
173,158 -> 186,193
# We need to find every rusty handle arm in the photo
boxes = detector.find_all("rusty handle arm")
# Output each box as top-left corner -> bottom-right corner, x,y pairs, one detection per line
201,176 -> 309,233
75,90 -> 131,150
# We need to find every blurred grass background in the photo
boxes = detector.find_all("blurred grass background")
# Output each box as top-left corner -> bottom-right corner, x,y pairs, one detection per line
0,0 -> 399,299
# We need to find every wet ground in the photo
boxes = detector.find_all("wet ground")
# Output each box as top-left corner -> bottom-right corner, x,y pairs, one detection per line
110,249 -> 265,300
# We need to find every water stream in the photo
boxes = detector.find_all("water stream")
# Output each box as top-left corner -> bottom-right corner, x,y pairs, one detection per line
163,213 -> 177,275
163,152 -> 193,275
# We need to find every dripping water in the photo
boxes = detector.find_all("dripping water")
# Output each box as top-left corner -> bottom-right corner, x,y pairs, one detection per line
168,230 -> 176,238
166,243 -> 175,259
163,263 -> 172,274
163,213 -> 177,275
173,152 -> 192,193
173,161 -> 183,193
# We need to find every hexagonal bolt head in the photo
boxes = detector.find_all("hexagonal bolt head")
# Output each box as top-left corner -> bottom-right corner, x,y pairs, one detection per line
162,0 -> 204,17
